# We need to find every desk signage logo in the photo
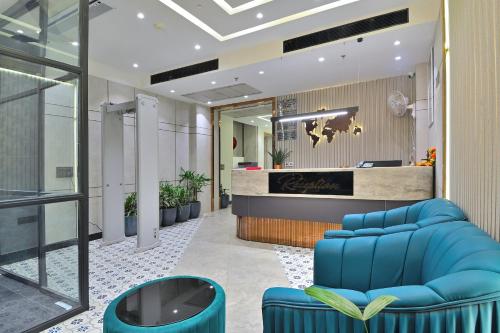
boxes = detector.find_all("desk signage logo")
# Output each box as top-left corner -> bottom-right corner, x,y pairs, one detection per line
269,171 -> 354,195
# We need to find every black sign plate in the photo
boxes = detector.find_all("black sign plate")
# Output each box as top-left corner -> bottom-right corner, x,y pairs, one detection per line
269,171 -> 354,196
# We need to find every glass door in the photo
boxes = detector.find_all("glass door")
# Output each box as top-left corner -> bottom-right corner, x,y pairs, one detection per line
0,0 -> 88,332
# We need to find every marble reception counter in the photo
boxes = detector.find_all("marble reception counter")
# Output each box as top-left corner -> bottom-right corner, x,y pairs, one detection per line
231,167 -> 434,248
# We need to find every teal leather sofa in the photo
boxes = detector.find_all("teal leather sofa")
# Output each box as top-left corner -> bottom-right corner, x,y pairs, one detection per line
263,220 -> 500,332
324,198 -> 466,239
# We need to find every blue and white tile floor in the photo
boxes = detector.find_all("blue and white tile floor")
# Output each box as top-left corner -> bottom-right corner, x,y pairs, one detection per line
274,245 -> 314,289
43,218 -> 202,333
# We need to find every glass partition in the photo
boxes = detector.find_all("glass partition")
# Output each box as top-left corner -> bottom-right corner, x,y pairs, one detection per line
0,0 -> 87,332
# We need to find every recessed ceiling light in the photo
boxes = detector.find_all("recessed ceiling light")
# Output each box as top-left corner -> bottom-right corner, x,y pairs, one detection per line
194,44 -> 201,50
251,120 -> 255,123
244,95 -> 249,99
137,12 -> 145,19
394,40 -> 401,46
170,89 -> 176,93
71,41 -> 79,46
211,81 -> 216,85
133,63 -> 139,68
16,29 -> 24,34
259,70 -> 264,75
318,57 -> 325,62
395,56 -> 402,61
256,12 -> 263,19
207,101 -> 212,104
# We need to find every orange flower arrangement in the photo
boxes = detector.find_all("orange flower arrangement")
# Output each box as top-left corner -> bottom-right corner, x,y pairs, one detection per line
417,147 -> 437,166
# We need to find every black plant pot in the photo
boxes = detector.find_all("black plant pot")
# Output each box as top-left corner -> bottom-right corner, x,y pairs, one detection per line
189,201 -> 202,219
176,205 -> 190,222
163,208 -> 177,226
220,194 -> 230,209
160,209 -> 164,225
125,216 -> 137,237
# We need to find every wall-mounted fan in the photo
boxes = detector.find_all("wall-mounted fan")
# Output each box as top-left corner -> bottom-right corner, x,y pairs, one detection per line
388,90 -> 414,117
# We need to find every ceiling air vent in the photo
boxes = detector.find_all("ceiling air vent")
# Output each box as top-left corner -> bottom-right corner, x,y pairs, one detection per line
283,9 -> 409,53
182,83 -> 261,103
151,59 -> 219,84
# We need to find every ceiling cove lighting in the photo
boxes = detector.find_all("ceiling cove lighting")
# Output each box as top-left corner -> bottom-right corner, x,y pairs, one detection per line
394,40 -> 401,46
0,67 -> 74,86
278,110 -> 348,123
137,12 -> 145,19
158,0 -> 361,41
0,13 -> 41,33
213,0 -> 272,15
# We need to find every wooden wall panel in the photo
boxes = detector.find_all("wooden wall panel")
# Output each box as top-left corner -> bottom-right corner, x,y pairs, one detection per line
448,0 -> 500,240
276,76 -> 415,169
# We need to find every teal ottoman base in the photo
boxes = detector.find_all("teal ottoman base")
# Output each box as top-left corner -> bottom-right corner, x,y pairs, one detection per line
103,276 -> 225,333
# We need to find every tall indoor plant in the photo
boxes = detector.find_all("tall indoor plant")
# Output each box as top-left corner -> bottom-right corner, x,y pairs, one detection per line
160,182 -> 177,226
173,185 -> 191,222
124,192 -> 137,236
268,148 -> 292,169
179,168 -> 210,219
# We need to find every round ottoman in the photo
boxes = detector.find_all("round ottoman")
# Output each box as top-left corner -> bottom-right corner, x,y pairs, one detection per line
103,276 -> 225,333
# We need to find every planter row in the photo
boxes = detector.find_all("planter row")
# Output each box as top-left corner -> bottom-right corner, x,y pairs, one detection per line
125,201 -> 202,237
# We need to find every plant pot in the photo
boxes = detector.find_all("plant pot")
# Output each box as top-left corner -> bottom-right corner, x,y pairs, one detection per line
189,201 -> 202,219
176,205 -> 190,222
160,209 -> 164,225
125,215 -> 137,237
220,194 -> 230,209
273,164 -> 283,169
163,207 -> 177,226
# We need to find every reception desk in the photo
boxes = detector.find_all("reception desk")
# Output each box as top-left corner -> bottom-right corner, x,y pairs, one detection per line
231,167 -> 433,247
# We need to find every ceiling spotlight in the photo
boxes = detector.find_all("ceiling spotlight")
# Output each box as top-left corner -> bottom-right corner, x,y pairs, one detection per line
133,63 -> 139,68
211,81 -> 216,85
395,56 -> 402,61
256,12 -> 264,19
16,29 -> 24,34
71,41 -> 79,46
251,120 -> 255,123
194,44 -> 201,50
244,95 -> 249,99
318,57 -> 325,62
394,40 -> 401,46
170,89 -> 175,93
137,12 -> 145,19
207,101 -> 212,105
259,70 -> 264,75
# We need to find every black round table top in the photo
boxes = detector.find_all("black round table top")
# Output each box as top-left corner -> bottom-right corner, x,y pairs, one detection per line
116,277 -> 216,327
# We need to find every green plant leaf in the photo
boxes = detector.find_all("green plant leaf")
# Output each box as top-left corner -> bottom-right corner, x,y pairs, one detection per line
362,295 -> 399,321
305,286 -> 363,320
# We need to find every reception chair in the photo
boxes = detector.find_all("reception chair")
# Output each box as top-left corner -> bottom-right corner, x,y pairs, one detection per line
263,220 -> 500,332
324,198 -> 466,239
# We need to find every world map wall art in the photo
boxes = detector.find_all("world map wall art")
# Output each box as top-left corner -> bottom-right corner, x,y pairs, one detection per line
304,108 -> 359,148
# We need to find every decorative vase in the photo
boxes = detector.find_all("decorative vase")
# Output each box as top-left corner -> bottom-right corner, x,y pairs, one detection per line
163,208 -> 177,226
220,194 -> 230,209
273,164 -> 283,169
189,201 -> 202,219
124,216 -> 137,237
176,205 -> 190,222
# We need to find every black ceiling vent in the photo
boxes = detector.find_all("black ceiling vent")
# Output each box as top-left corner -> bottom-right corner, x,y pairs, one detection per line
151,59 -> 219,84
283,9 -> 409,53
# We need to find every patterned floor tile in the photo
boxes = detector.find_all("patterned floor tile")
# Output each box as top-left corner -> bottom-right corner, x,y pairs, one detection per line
274,245 -> 314,289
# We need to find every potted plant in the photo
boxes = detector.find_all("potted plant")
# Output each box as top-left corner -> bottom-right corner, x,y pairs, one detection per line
124,192 -> 137,237
179,168 -> 210,219
174,185 -> 190,222
160,182 -> 177,227
268,148 -> 292,169
220,188 -> 230,209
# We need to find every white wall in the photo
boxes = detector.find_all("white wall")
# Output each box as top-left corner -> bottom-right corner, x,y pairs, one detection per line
87,75 -> 212,235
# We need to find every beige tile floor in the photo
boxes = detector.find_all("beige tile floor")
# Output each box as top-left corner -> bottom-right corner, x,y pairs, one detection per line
172,208 -> 290,333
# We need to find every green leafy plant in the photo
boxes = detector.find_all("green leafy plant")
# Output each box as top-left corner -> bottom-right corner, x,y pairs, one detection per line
268,148 -> 292,165
172,185 -> 190,207
305,286 -> 398,333
179,168 -> 210,202
160,182 -> 177,209
124,192 -> 137,217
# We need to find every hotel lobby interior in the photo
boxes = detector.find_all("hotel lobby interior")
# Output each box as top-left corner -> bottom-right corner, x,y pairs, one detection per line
0,0 -> 499,332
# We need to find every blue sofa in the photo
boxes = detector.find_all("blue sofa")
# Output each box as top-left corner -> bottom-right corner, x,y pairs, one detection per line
324,198 -> 466,239
263,221 -> 500,332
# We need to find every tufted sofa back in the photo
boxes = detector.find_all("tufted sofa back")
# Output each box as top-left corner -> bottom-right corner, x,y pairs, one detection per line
342,198 -> 466,231
314,221 -> 500,292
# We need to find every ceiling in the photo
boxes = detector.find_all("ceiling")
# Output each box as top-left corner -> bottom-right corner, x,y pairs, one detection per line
87,0 -> 440,106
